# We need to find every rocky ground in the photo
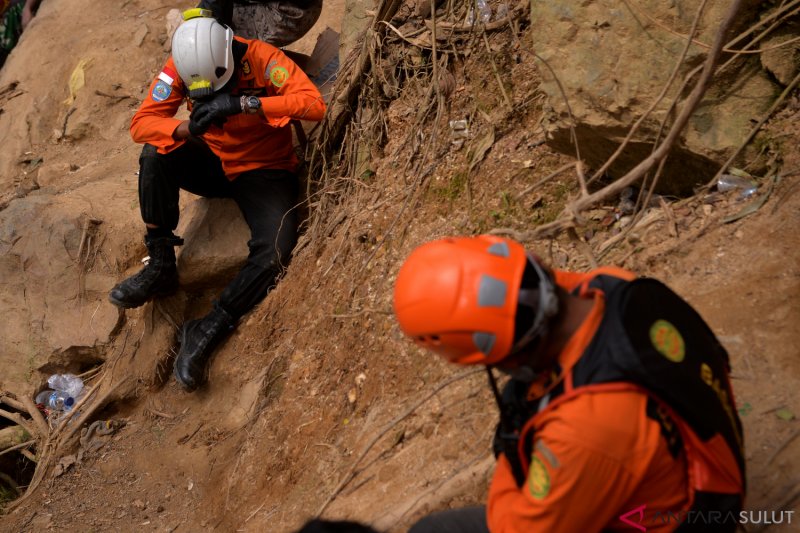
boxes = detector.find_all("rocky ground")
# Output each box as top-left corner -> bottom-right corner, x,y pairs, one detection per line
0,0 -> 798,532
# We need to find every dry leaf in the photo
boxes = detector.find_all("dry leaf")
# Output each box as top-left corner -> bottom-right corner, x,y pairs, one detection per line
63,59 -> 92,106
468,127 -> 495,172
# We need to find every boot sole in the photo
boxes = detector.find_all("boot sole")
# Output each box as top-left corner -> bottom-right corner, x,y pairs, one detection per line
108,287 -> 178,309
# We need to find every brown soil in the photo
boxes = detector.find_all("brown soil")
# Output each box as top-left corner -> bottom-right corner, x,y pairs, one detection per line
0,0 -> 798,532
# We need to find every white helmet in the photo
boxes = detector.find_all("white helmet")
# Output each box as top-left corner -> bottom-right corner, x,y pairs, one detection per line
171,14 -> 234,99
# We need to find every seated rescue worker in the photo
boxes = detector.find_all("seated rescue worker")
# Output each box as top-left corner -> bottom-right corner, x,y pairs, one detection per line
108,12 -> 325,391
393,235 -> 745,533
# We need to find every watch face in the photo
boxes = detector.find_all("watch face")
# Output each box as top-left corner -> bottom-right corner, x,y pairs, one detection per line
247,96 -> 261,112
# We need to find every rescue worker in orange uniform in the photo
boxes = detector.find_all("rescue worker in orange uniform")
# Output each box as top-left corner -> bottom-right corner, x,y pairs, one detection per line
109,12 -> 325,391
394,235 -> 745,533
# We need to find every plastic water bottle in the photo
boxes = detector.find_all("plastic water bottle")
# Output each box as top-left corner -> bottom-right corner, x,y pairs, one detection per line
47,374 -> 84,399
717,174 -> 757,199
466,0 -> 492,25
35,389 -> 74,411
476,0 -> 492,23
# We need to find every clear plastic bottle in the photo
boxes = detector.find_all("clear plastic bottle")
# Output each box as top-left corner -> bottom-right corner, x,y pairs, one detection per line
466,0 -> 492,25
35,390 -> 74,411
476,0 -> 492,23
35,389 -> 54,405
717,174 -> 757,199
47,374 -> 84,399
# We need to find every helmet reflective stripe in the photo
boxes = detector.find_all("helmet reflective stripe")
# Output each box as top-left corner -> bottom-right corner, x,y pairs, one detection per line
487,242 -> 510,257
473,332 -> 496,355
478,275 -> 507,307
171,16 -> 234,99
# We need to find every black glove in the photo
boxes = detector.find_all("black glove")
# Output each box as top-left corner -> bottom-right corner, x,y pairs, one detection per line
188,93 -> 241,136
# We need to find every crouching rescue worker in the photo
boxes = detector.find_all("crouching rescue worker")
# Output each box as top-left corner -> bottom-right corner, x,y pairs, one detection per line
393,235 -> 745,532
108,12 -> 325,391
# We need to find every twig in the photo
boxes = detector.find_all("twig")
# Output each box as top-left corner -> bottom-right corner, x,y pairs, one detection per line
60,107 -> 76,140
20,449 -> 37,463
575,161 -> 589,198
515,162 -> 574,201
94,89 -> 133,102
316,368 -> 483,516
19,394 -> 49,438
0,394 -> 27,412
0,409 -> 37,439
146,408 -> 175,419
481,28 -> 513,111
0,440 -> 35,458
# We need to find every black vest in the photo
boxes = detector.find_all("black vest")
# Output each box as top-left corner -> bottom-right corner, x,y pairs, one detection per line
497,275 -> 745,532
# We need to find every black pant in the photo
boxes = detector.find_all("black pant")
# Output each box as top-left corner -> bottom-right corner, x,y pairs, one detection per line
138,141 -> 298,320
408,506 -> 490,533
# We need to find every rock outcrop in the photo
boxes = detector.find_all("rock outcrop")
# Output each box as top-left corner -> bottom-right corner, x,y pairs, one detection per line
532,0 -> 784,193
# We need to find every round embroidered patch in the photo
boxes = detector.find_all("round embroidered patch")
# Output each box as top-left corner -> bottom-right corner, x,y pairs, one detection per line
528,456 -> 551,499
151,80 -> 172,102
269,66 -> 289,87
649,319 -> 686,362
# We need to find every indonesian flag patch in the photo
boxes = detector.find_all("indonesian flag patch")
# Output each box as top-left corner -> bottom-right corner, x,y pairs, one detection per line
152,66 -> 178,102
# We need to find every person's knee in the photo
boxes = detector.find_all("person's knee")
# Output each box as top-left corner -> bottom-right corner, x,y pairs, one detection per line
139,143 -> 159,162
246,238 -> 294,270
138,144 -> 163,179
408,515 -> 436,533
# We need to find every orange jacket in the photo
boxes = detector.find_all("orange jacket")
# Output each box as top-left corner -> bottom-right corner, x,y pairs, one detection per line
487,268 -> 689,533
130,36 -> 325,179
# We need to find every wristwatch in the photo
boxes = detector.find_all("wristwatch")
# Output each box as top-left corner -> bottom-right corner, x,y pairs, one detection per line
241,95 -> 262,115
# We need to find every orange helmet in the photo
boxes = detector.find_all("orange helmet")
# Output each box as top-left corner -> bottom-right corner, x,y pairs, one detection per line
393,235 -> 558,365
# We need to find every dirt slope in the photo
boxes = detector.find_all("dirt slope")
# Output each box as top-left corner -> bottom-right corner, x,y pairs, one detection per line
0,0 -> 799,532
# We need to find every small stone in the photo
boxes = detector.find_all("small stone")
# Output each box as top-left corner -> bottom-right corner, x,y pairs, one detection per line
132,499 -> 146,511
156,505 -> 165,513
734,230 -> 744,239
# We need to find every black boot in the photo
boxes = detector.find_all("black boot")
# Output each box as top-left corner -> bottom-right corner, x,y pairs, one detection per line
109,235 -> 183,309
174,304 -> 235,391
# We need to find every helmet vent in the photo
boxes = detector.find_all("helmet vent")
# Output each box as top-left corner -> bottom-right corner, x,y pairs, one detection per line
478,275 -> 507,307
415,335 -> 441,346
486,242 -> 510,257
473,332 -> 496,355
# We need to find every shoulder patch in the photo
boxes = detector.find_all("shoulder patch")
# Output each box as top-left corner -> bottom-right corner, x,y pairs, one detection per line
151,80 -> 172,102
528,455 -> 551,499
649,319 -> 685,362
268,64 -> 289,87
